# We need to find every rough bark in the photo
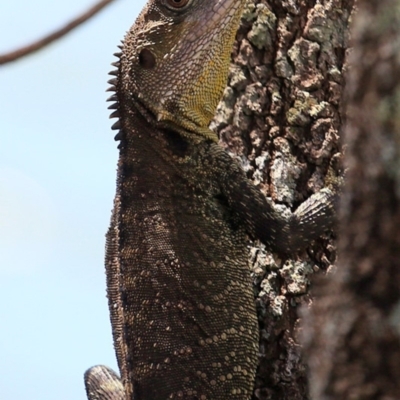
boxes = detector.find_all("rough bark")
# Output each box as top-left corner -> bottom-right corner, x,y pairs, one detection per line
212,0 -> 355,399
301,0 -> 400,398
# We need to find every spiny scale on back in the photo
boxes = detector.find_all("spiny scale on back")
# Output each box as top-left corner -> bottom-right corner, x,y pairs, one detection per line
84,1 -> 338,399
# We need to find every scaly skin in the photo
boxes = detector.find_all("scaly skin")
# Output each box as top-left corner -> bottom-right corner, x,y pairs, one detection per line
84,1 -> 338,399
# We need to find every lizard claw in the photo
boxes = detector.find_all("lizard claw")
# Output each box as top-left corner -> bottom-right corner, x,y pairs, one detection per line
84,365 -> 125,400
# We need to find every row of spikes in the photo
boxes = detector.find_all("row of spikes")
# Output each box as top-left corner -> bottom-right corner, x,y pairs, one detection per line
106,43 -> 123,142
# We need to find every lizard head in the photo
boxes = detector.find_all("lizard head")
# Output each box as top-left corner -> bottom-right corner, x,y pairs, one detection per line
113,0 -> 246,141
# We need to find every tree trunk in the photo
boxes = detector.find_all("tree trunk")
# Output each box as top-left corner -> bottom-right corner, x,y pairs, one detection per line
212,0 -> 355,398
301,0 -> 400,398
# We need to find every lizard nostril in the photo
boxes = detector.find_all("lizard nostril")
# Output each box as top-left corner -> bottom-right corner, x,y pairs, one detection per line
139,48 -> 156,70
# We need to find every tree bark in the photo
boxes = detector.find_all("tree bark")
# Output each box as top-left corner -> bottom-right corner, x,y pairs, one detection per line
301,0 -> 400,398
212,1 -> 355,398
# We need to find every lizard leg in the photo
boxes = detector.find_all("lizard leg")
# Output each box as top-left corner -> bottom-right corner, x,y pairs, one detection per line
207,143 -> 338,255
84,365 -> 125,400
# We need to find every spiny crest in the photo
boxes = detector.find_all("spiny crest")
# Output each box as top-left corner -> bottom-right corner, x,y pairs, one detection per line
106,43 -> 123,142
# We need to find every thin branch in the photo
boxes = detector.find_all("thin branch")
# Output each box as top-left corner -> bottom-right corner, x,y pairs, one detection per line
0,0 -> 118,65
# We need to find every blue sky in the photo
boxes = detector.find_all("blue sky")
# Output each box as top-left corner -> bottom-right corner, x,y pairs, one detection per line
0,0 -> 146,398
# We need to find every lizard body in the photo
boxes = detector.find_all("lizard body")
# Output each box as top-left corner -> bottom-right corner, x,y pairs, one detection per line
84,1 -> 337,399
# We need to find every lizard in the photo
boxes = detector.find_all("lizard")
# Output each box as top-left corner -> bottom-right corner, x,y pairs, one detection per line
84,0 -> 338,399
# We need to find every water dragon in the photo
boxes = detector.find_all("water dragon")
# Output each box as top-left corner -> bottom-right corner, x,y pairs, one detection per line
84,0 -> 337,399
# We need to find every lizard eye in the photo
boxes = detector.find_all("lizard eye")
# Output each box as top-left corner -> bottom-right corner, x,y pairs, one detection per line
165,0 -> 190,9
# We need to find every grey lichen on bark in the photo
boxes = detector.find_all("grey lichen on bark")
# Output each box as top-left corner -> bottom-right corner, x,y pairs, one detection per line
211,0 -> 355,398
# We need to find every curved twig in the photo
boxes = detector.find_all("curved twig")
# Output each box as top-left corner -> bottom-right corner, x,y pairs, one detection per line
0,0 -> 117,65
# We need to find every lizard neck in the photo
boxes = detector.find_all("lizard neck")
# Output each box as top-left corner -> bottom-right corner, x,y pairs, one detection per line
107,62 -> 218,165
